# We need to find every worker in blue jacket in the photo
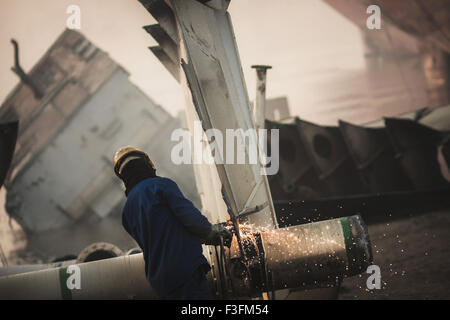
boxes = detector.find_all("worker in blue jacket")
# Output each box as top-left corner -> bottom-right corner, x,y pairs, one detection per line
113,146 -> 232,299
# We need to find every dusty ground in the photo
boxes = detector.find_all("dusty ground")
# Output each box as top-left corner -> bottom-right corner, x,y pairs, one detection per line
339,210 -> 450,299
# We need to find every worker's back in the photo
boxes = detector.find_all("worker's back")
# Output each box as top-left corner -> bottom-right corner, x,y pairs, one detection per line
122,177 -> 211,297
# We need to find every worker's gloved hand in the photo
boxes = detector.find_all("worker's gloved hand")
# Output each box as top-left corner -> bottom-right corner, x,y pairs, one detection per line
204,224 -> 233,247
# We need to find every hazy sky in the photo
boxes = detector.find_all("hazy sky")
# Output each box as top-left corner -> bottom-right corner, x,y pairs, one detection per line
0,0 -> 364,119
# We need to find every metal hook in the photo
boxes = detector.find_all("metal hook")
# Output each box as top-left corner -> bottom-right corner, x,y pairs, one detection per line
10,39 -> 44,99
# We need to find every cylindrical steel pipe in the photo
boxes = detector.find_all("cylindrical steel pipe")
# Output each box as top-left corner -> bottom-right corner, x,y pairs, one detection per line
0,254 -> 156,300
76,242 -> 123,263
217,215 -> 371,297
0,260 -> 76,277
261,215 -> 371,290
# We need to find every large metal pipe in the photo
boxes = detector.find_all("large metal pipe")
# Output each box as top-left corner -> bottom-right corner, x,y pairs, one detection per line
0,260 -> 76,277
76,242 -> 123,263
262,215 -> 371,290
0,216 -> 371,299
226,215 -> 371,297
0,254 -> 156,300
0,243 -> 124,277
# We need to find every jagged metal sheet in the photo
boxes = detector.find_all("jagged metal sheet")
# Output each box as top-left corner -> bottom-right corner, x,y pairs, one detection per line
148,46 -> 180,82
171,0 -> 277,229
339,120 -> 412,193
297,119 -> 364,196
138,0 -> 179,42
143,23 -> 180,82
143,24 -> 179,63
385,118 -> 449,190
265,119 -> 328,200
0,121 -> 18,188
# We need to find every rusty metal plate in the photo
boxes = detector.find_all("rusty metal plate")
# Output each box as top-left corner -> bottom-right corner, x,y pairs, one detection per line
0,121 -> 18,188
297,119 -> 364,196
385,118 -> 449,190
266,119 -> 328,201
339,120 -> 412,193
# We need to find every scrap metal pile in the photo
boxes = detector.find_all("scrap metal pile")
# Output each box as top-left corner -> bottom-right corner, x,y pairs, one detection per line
267,116 -> 450,200
268,115 -> 450,227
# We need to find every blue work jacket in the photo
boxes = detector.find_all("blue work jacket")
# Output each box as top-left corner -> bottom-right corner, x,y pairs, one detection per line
122,177 -> 211,297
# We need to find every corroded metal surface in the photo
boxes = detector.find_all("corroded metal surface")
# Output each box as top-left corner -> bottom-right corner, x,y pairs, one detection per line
76,242 -> 123,263
261,216 -> 371,290
226,215 -> 372,297
297,119 -> 365,196
170,0 -> 278,228
0,30 -> 119,186
385,118 -> 449,190
138,0 -> 179,42
141,0 -> 279,299
339,120 -> 412,193
266,119 -> 328,200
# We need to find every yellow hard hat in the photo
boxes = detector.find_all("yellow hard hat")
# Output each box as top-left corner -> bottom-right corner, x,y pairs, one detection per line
113,146 -> 155,177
